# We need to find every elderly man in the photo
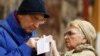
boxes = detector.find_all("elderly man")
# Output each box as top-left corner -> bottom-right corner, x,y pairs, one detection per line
0,0 -> 49,56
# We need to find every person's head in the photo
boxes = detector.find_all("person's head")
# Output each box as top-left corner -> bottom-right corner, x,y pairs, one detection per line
64,19 -> 96,49
16,0 -> 49,34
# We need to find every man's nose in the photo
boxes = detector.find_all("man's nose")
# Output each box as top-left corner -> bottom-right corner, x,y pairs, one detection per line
35,23 -> 41,28
34,21 -> 45,28
35,24 -> 39,28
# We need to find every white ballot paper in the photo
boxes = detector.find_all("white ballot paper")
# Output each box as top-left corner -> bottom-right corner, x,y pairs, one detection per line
37,35 -> 53,55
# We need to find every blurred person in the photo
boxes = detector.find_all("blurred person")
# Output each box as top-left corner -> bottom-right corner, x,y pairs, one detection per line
50,19 -> 98,56
0,0 -> 49,56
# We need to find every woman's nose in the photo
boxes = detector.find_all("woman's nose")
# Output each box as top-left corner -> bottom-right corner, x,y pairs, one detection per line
64,36 -> 68,39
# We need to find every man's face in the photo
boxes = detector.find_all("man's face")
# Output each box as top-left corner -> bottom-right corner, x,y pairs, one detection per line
18,14 -> 45,34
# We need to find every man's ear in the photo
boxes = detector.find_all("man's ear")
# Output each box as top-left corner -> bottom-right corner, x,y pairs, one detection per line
17,14 -> 23,19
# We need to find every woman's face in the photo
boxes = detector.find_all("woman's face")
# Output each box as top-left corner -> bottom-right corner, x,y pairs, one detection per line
64,26 -> 86,49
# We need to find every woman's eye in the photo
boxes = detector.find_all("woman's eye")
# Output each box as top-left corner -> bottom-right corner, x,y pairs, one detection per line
64,31 -> 76,36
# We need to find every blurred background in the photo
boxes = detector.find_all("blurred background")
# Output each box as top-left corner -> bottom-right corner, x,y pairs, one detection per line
0,0 -> 100,55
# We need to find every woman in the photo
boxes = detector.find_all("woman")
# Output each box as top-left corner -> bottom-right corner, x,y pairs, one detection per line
51,19 -> 98,56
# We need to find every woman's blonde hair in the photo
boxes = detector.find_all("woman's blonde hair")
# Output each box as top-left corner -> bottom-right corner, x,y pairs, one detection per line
67,19 -> 96,46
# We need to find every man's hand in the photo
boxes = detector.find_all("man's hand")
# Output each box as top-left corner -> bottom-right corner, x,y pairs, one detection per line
26,38 -> 39,49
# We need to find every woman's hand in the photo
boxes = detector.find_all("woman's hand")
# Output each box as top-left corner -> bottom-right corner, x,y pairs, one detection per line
50,39 -> 57,50
50,39 -> 60,56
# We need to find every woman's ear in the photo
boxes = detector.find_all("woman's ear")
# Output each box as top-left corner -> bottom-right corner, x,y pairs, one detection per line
81,38 -> 87,44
